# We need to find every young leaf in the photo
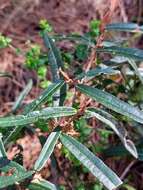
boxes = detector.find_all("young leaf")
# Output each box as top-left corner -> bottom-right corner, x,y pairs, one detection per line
106,23 -> 143,33
24,81 -> 64,114
85,108 -> 138,158
12,79 -> 33,113
29,178 -> 58,190
77,84 -> 143,124
34,131 -> 61,171
96,47 -> 143,61
0,107 -> 77,128
60,134 -> 122,190
76,67 -> 119,80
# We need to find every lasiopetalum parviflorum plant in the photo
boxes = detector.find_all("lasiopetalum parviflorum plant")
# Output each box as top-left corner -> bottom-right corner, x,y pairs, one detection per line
1,21 -> 143,190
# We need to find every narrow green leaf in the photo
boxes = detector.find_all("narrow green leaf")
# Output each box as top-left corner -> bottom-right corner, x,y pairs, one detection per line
77,84 -> 143,124
34,131 -> 61,171
4,125 -> 23,145
0,107 -> 77,128
0,133 -> 7,157
43,33 -> 61,82
106,23 -> 143,33
85,108 -> 138,158
29,178 -> 58,190
103,145 -> 143,161
43,33 -> 66,106
12,79 -> 33,113
96,47 -> 143,61
53,34 -> 94,46
0,161 -> 34,188
76,67 -> 119,80
60,134 -> 122,190
0,158 -> 10,168
103,56 -> 143,83
0,171 -> 34,188
24,81 -> 64,114
5,81 -> 65,144
0,160 -> 25,173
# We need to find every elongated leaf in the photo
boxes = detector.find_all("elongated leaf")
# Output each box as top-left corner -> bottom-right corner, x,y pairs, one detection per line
127,58 -> 143,84
106,23 -> 143,33
0,72 -> 12,78
125,68 -> 143,77
0,171 -> 34,188
5,81 -> 65,144
103,56 -> 143,83
60,134 -> 122,190
24,81 -> 64,114
77,84 -> 143,124
12,79 -> 33,113
29,178 -> 58,190
43,32 -> 66,106
85,108 -> 138,158
34,131 -> 61,171
0,158 -> 10,168
96,47 -> 143,61
43,33 -> 61,82
53,34 -> 94,46
0,161 -> 34,188
103,56 -> 127,67
103,145 -> 143,161
0,133 -> 8,168
76,67 -> 119,79
4,125 -> 23,145
0,160 -> 25,172
102,41 -> 121,47
0,133 -> 6,157
0,107 -> 77,128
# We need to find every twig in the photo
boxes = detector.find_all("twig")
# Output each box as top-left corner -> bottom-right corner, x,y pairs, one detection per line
119,0 -> 128,22
120,160 -> 136,180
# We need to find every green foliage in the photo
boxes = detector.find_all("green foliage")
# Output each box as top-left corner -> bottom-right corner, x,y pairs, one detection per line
0,33 -> 12,48
75,44 -> 89,61
39,19 -> 53,32
60,134 -> 122,190
12,80 -> 33,113
106,22 -> 143,33
77,84 -> 143,124
25,44 -> 41,69
89,20 -> 100,36
1,20 -> 143,190
34,131 -> 61,171
74,118 -> 92,142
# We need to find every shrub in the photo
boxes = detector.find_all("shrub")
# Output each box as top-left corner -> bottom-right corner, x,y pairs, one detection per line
1,21 -> 143,190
